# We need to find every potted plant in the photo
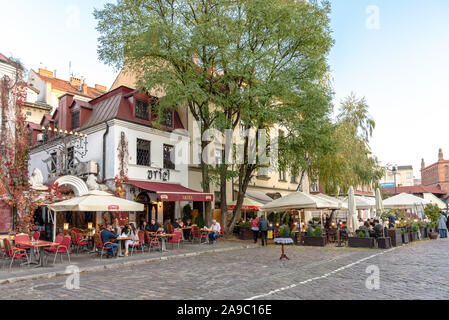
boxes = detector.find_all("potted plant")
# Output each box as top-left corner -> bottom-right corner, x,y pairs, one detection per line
387,227 -> 403,247
429,222 -> 439,239
290,231 -> 298,245
401,228 -> 409,244
348,228 -> 375,248
409,223 -> 419,241
238,221 -> 253,240
303,225 -> 327,246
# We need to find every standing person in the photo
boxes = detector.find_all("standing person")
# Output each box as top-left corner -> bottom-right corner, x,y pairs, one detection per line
437,213 -> 448,238
101,225 -> 119,258
250,216 -> 259,244
258,216 -> 269,246
208,219 -> 221,244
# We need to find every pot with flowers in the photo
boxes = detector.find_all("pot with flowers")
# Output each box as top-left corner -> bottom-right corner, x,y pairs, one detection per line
387,223 -> 403,247
409,223 -> 419,241
424,204 -> 441,239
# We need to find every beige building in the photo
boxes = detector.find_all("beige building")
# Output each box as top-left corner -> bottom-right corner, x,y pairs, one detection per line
23,85 -> 52,124
380,165 -> 414,187
111,69 -> 310,210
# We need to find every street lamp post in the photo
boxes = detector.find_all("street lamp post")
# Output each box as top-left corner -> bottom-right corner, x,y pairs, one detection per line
392,165 -> 398,194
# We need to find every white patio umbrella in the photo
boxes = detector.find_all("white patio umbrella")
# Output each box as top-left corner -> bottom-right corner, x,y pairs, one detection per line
375,188 -> 383,218
314,193 -> 348,210
259,191 -> 338,212
48,190 -> 144,212
382,193 -> 430,209
347,186 -> 358,233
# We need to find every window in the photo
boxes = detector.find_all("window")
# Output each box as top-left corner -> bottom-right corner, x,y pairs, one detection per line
163,144 -> 175,169
310,181 -> 319,193
50,152 -> 57,173
135,100 -> 149,120
67,147 -> 74,169
26,111 -> 32,116
215,149 -> 222,165
279,170 -> 286,181
136,139 -> 151,166
161,109 -> 173,127
290,174 -> 298,184
71,111 -> 80,129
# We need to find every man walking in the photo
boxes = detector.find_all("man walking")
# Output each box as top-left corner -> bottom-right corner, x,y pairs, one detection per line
438,213 -> 448,239
258,216 -> 269,246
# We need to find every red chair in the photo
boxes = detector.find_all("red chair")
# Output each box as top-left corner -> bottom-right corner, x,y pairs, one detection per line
93,233 -> 113,260
32,231 -> 40,241
129,231 -> 145,255
168,230 -> 182,249
14,233 -> 31,250
44,235 -> 71,264
192,226 -> 206,244
148,233 -> 161,252
3,238 -> 29,271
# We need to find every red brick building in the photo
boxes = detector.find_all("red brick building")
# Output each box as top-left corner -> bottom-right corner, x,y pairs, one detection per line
421,149 -> 449,196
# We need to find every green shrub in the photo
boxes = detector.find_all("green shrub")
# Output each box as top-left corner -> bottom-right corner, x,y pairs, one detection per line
290,231 -> 296,237
425,204 -> 441,223
411,223 -> 419,232
238,221 -> 250,228
358,231 -> 365,238
281,225 -> 290,237
279,225 -> 284,236
307,226 -> 313,237
401,229 -> 406,235
182,204 -> 192,221
313,225 -> 323,237
194,211 -> 205,228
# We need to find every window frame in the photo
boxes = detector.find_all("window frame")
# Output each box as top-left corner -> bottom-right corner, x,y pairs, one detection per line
163,144 -> 175,170
136,138 -> 151,166
135,99 -> 150,120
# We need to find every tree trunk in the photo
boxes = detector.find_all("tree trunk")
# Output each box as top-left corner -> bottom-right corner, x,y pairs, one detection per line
219,160 -> 228,231
200,140 -> 212,227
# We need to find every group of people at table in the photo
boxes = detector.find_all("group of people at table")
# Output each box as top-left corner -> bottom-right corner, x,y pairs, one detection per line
100,218 -> 222,258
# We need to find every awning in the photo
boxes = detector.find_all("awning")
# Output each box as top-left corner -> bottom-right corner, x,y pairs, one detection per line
228,198 -> 264,211
127,180 -> 214,202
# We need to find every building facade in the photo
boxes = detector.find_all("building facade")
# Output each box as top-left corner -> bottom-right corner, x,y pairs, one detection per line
421,149 -> 449,196
27,68 -> 106,114
28,86 -> 212,234
380,165 -> 414,188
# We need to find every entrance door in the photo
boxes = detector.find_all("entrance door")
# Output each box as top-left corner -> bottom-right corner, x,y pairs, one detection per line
136,192 -> 151,228
163,201 -> 175,224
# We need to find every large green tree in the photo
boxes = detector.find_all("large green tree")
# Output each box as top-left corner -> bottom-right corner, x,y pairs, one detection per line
95,0 -> 334,229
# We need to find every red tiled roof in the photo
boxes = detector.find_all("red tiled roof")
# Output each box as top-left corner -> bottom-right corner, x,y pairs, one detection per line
0,53 -> 10,63
35,71 -> 103,99
382,185 -> 446,195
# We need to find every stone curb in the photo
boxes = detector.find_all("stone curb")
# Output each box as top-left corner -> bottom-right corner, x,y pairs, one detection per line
0,244 -> 257,285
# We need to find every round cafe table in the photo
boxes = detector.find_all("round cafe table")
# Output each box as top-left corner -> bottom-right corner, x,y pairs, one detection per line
115,237 -> 133,257
274,238 -> 294,260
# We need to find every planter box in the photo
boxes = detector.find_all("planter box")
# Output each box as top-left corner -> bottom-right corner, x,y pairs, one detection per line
377,237 -> 392,249
409,231 -> 418,242
348,237 -> 375,248
419,227 -> 428,239
429,232 -> 439,240
401,232 -> 409,244
303,236 -> 327,247
387,229 -> 402,247
238,228 -> 253,240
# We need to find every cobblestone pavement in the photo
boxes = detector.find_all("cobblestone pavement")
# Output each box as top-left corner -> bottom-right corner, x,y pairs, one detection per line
0,239 -> 448,300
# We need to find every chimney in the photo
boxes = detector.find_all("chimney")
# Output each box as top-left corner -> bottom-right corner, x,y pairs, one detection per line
83,82 -> 88,95
421,158 -> 425,169
70,76 -> 81,88
38,68 -> 54,78
95,84 -> 107,92
54,70 -> 57,78
439,148 -> 444,162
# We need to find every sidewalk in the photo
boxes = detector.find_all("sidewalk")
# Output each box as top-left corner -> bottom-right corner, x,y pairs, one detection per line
0,240 -> 257,285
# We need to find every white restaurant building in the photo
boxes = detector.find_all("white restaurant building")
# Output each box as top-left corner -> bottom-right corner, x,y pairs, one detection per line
27,86 -> 213,235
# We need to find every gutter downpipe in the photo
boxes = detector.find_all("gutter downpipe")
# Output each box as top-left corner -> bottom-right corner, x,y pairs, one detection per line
102,122 -> 109,183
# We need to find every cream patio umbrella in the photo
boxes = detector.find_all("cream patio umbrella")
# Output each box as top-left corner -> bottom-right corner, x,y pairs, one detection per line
259,191 -> 338,212
375,188 -> 383,218
48,190 -> 144,212
347,186 -> 358,233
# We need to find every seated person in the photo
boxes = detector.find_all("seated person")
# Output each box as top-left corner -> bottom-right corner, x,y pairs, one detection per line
100,225 -> 119,258
208,219 -> 221,244
148,219 -> 160,233
373,220 -> 384,238
177,218 -> 184,228
140,221 -> 150,231
171,219 -> 181,229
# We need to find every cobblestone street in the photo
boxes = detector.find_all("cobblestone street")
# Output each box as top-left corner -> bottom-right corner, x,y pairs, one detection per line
0,239 -> 448,300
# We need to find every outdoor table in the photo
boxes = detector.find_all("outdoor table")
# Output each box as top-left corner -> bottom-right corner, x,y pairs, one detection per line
274,238 -> 293,260
19,240 -> 58,267
156,233 -> 175,252
115,237 -> 133,257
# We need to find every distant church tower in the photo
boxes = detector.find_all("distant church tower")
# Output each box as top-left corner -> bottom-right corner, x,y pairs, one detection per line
439,148 -> 444,162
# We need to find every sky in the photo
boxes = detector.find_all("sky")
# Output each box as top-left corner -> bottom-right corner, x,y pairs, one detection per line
1,0 -> 449,179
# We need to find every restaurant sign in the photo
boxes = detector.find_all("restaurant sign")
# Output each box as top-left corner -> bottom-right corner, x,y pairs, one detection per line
108,205 -> 119,210
148,168 -> 170,182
